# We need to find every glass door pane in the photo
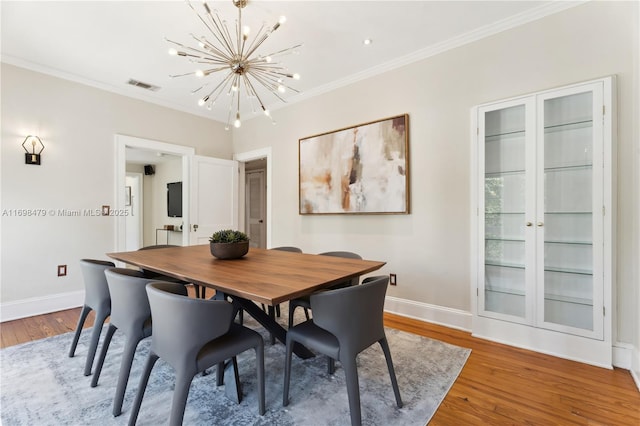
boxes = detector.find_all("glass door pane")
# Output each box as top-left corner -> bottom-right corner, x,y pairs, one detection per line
483,105 -> 526,318
542,91 -> 594,331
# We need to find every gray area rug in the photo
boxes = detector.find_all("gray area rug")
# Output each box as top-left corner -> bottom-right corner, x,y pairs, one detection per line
1,312 -> 470,425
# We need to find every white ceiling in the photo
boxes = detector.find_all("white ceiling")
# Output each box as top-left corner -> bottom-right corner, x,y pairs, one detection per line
1,1 -> 579,126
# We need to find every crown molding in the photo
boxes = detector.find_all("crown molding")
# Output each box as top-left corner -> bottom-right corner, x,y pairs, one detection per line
1,1 -> 585,123
0,54 -> 215,121
285,1 -> 586,106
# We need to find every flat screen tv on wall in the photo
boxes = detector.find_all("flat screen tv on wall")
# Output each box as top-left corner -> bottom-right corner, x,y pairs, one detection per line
167,181 -> 182,218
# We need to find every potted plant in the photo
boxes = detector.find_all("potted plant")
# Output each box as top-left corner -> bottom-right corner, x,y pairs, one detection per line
209,229 -> 250,259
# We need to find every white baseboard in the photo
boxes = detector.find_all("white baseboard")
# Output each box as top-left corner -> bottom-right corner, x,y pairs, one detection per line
630,344 -> 640,391
613,342 -> 634,370
0,291 -> 84,322
384,296 -> 638,375
384,296 -> 472,332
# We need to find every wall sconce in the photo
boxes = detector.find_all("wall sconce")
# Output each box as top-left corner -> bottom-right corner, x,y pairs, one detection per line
22,135 -> 44,165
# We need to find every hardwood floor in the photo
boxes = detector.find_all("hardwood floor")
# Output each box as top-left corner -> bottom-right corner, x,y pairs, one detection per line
1,306 -> 638,425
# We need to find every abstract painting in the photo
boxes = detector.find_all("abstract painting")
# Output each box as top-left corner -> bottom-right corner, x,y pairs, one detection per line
299,114 -> 409,214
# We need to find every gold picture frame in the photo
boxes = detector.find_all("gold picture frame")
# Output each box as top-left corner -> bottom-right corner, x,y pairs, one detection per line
299,114 -> 409,214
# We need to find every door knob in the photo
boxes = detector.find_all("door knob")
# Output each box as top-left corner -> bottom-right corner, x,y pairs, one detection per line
526,222 -> 533,227
193,224 -> 199,231
537,222 -> 544,227
259,220 -> 264,223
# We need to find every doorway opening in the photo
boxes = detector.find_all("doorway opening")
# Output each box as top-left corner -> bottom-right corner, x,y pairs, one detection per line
115,135 -> 194,252
245,159 -> 267,248
235,148 -> 272,249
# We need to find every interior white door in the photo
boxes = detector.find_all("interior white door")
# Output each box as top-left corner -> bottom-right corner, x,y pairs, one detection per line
190,156 -> 239,245
125,173 -> 143,250
245,170 -> 266,248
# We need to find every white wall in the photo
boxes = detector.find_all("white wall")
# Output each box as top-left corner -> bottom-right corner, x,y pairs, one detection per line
232,2 -> 640,349
0,63 -> 232,316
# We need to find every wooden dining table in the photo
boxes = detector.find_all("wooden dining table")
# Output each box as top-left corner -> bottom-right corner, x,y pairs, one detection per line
107,245 -> 386,358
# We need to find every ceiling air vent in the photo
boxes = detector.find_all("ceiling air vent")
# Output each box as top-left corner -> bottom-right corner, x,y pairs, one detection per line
127,79 -> 160,92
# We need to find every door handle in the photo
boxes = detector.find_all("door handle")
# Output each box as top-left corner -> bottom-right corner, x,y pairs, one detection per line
526,222 -> 533,227
193,224 -> 199,231
259,220 -> 264,223
537,222 -> 544,227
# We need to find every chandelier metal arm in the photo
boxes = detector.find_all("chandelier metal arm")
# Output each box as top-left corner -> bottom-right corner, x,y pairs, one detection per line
259,43 -> 304,60
243,33 -> 272,60
166,37 -> 221,61
241,22 -> 268,61
203,72 -> 236,106
190,1 -> 236,58
188,34 -> 233,62
246,72 -> 288,103
242,74 -> 273,115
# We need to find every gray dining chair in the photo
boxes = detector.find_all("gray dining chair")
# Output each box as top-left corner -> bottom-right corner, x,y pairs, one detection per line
288,251 -> 361,328
283,275 -> 403,426
69,259 -> 115,376
128,281 -> 265,426
91,268 -> 160,417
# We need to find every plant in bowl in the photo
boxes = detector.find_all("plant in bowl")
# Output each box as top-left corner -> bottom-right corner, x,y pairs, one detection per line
209,229 -> 250,259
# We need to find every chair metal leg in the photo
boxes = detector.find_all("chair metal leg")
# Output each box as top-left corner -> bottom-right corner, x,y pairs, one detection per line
342,357 -> 362,426
328,357 -> 336,375
282,337 -> 294,406
216,361 -> 225,386
113,335 -> 144,416
267,306 -> 276,344
255,343 -> 265,415
379,338 -> 403,408
288,303 -> 310,328
223,357 -> 242,403
84,310 -> 110,376
91,324 -> 117,387
69,305 -> 91,357
288,304 -> 297,329
128,353 -> 159,426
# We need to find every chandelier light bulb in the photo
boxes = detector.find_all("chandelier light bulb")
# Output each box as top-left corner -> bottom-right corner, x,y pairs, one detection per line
278,85 -> 286,93
195,69 -> 204,78
264,109 -> 270,116
231,84 -> 239,92
168,48 -> 178,56
293,73 -> 300,80
265,56 -> 272,63
234,112 -> 242,128
279,16 -> 287,25
198,98 -> 206,106
243,26 -> 250,37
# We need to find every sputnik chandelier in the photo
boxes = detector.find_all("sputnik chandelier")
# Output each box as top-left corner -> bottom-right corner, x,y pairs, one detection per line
166,0 -> 302,129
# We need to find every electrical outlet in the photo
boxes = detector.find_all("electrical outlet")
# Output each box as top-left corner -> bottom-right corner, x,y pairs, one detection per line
57,265 -> 67,277
389,273 -> 397,285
